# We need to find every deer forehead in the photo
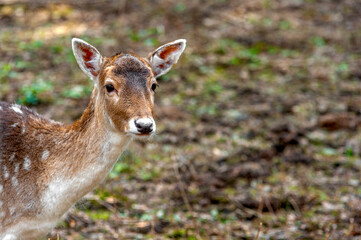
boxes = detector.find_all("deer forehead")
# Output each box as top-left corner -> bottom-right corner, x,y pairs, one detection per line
103,54 -> 153,89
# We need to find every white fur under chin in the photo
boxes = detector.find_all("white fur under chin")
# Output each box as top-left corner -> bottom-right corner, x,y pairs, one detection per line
0,220 -> 57,240
41,132 -> 131,216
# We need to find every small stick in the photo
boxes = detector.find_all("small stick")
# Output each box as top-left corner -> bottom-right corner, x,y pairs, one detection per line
255,222 -> 262,240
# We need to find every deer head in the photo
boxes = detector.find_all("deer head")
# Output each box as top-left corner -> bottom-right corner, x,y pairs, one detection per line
72,38 -> 186,138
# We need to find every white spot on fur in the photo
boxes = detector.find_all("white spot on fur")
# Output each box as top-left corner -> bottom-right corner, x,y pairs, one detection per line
9,153 -> 15,161
11,104 -> 22,114
21,124 -> 26,134
24,200 -> 35,210
9,207 -> 16,215
0,184 -> 3,193
11,123 -> 19,128
14,163 -> 19,173
0,211 -> 5,219
11,176 -> 18,187
0,201 -> 3,207
0,106 -> 2,111
3,166 -> 9,179
38,135 -> 43,146
23,156 -> 31,171
3,234 -> 17,240
41,150 -> 50,161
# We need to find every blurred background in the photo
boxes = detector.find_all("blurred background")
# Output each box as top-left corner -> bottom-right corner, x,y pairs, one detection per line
1,0 -> 361,239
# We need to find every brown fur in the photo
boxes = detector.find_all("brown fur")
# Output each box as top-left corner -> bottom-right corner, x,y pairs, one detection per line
0,102 -> 64,227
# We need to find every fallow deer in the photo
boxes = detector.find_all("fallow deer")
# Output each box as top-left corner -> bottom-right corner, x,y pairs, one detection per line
0,37 -> 186,239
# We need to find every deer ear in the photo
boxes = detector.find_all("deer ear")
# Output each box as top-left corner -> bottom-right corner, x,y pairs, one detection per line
148,39 -> 186,78
72,38 -> 103,81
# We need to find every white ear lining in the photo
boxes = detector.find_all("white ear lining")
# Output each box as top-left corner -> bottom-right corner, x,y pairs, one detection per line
72,38 -> 103,81
153,39 -> 186,54
149,39 -> 186,78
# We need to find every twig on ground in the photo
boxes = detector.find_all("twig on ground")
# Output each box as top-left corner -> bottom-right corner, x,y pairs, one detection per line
255,222 -> 262,240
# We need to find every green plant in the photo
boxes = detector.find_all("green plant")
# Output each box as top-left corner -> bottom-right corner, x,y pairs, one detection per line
311,36 -> 326,47
138,167 -> 160,181
109,162 -> 134,179
125,27 -> 164,47
174,3 -> 187,12
0,63 -> 18,80
345,146 -> 354,157
279,20 -> 292,30
86,210 -> 111,220
18,79 -> 53,105
62,85 -> 92,99
18,40 -> 43,52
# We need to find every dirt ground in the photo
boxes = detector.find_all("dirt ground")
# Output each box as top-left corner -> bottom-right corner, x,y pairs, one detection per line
1,0 -> 361,239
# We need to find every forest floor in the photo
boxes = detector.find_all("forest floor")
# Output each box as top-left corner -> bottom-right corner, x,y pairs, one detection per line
1,0 -> 361,239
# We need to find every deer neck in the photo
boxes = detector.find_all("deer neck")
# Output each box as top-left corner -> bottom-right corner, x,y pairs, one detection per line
41,90 -> 132,218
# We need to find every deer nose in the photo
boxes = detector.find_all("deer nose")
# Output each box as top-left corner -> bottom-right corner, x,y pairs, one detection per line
134,118 -> 153,134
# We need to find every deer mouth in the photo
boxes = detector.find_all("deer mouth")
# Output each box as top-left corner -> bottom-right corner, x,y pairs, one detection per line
135,133 -> 151,136
125,130 -> 155,138
126,132 -> 154,140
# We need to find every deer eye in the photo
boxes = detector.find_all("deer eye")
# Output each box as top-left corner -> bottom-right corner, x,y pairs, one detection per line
105,84 -> 115,93
151,83 -> 158,92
